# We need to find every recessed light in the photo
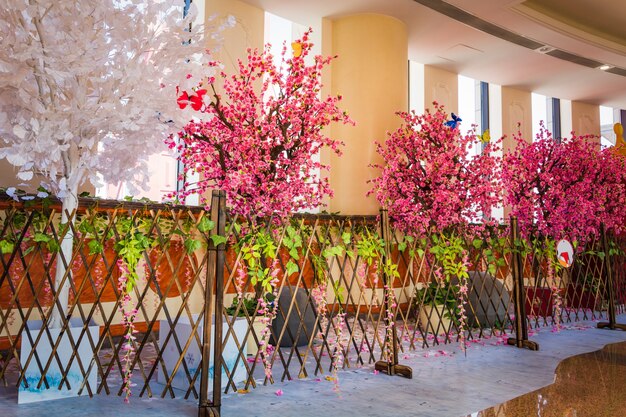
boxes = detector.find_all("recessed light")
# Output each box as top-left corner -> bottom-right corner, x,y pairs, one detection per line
535,45 -> 555,54
598,64 -> 612,71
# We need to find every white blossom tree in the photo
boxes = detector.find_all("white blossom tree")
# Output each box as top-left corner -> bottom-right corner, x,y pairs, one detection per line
0,0 -> 225,326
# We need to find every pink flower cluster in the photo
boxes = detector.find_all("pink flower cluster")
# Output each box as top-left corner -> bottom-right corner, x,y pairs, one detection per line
167,29 -> 353,219
369,103 -> 502,235
457,275 -> 469,353
116,259 -> 138,403
502,124 -> 626,240
311,284 -> 328,342
256,260 -> 281,381
331,311 -> 346,394
383,284 -> 397,360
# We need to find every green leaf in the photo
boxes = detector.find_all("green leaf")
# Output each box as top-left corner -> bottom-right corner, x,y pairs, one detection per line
341,232 -> 351,246
33,232 -> 50,243
46,240 -> 60,253
472,239 -> 483,250
198,217 -> 215,233
184,238 -> 202,254
488,264 -> 497,276
233,222 -> 242,234
416,248 -> 425,258
398,242 -> 407,252
289,247 -> 300,260
171,228 -> 186,236
210,234 -> 228,247
285,260 -> 299,276
0,240 -> 14,254
88,240 -> 104,255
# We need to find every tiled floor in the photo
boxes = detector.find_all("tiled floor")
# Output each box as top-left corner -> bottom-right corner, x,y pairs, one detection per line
2,317 -> 626,417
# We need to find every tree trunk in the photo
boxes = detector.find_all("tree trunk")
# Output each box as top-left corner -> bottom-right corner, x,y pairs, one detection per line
49,186 -> 79,328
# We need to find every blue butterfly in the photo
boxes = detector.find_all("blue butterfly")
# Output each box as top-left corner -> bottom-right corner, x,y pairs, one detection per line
445,113 -> 462,129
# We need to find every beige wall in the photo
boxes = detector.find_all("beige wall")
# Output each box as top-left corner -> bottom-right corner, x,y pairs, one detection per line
501,86 -> 531,220
203,0 -> 264,205
501,86 -> 532,152
0,161 -> 20,189
206,0 -> 264,74
571,100 -> 601,139
424,65 -> 458,114
0,160 -> 95,195
326,14 -> 408,215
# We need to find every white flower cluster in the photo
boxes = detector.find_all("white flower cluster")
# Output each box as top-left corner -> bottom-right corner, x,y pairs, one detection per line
0,0 -> 227,197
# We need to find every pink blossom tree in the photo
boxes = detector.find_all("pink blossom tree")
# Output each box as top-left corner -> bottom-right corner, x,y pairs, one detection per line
502,125 -> 626,240
168,30 -> 353,220
369,103 -> 502,236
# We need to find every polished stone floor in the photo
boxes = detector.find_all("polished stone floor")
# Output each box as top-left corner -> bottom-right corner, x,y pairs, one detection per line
470,339 -> 626,417
2,317 -> 626,417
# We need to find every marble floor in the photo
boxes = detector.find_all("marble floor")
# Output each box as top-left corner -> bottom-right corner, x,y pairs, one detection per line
471,339 -> 626,416
2,317 -> 626,417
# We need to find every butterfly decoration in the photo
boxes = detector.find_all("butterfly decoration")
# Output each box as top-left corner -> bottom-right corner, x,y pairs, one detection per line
444,113 -> 462,129
479,129 -> 491,143
291,41 -> 302,58
176,87 -> 207,111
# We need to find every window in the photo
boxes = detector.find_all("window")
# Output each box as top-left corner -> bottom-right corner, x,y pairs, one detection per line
532,94 -> 562,141
600,106 -> 617,148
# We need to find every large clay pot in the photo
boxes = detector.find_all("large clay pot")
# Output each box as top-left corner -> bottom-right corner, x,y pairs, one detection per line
451,271 -> 511,328
147,240 -> 197,298
272,286 -> 317,347
0,240 -> 119,309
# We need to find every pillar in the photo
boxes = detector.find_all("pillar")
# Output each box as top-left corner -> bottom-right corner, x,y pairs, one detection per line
325,14 -> 408,215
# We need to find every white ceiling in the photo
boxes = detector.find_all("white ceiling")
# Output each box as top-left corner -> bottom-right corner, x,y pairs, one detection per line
238,0 -> 626,110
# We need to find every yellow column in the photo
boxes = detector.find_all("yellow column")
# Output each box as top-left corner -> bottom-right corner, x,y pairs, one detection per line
326,14 -> 408,215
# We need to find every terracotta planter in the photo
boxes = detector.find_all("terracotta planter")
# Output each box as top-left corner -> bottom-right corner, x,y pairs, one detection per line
0,240 -> 119,309
147,240 -> 197,298
524,287 -> 554,317
565,284 -> 600,310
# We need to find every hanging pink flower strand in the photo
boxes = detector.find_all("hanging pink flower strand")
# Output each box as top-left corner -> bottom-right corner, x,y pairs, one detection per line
168,29 -> 354,220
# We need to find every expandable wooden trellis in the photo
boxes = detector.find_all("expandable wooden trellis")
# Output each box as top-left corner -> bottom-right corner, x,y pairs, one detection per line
0,191 -> 623,417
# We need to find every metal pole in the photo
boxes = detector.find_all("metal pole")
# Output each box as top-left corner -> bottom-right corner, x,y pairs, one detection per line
374,208 -> 412,378
597,223 -> 626,331
507,217 -> 539,350
199,190 -> 226,417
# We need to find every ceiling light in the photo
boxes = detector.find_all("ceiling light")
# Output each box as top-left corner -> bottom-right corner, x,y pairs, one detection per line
598,64 -> 612,71
535,45 -> 555,54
